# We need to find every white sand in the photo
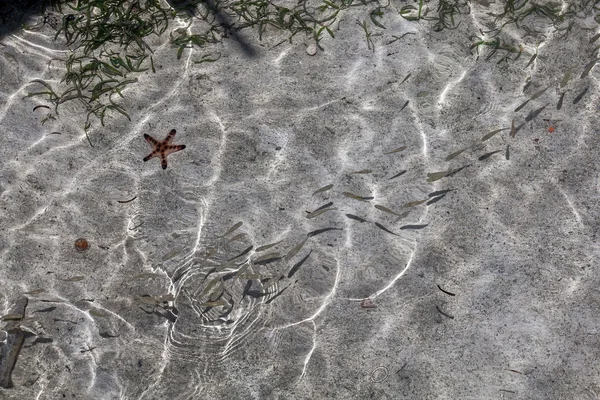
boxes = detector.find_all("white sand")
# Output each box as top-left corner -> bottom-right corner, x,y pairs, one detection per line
1,1 -> 599,399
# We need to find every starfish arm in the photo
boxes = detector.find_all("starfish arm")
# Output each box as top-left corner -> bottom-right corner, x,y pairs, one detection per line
165,129 -> 176,144
160,155 -> 168,169
144,134 -> 159,146
164,145 -> 186,156
143,151 -> 158,161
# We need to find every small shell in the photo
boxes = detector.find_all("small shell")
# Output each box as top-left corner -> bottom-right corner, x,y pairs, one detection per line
74,238 -> 90,252
306,43 -> 317,56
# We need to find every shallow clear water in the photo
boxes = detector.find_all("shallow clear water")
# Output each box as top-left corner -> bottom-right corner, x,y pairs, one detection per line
1,1 -> 599,399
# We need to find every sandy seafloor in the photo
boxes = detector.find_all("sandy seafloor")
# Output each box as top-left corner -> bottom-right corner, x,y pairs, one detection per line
0,1 -> 599,399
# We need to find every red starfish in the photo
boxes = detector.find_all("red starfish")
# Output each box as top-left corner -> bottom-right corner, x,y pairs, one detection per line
143,129 -> 186,169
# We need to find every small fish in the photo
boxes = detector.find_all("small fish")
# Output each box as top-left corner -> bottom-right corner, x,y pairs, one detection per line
227,245 -> 253,261
345,214 -> 368,223
383,146 -> 407,155
428,189 -> 454,198
525,103 -> 548,122
580,58 -> 599,79
445,146 -> 471,161
255,241 -> 282,252
480,128 -> 509,142
560,67 -> 572,88
400,100 -> 409,111
556,92 -> 566,110
349,169 -> 373,175
200,300 -> 227,308
389,170 -> 407,180
524,53 -> 537,69
1,314 -> 23,321
306,207 -> 338,219
417,91 -> 429,98
522,79 -> 532,92
426,170 -> 450,182
478,149 -> 503,161
89,308 -> 109,318
226,233 -> 247,243
403,198 -> 428,207
284,237 -> 308,261
591,33 -> 600,44
573,86 -> 589,104
399,223 -> 429,230
446,164 -> 471,177
23,288 -> 46,295
32,306 -> 56,314
288,251 -> 312,278
307,227 -> 342,237
221,221 -> 243,238
308,202 -> 334,213
253,252 -> 282,265
342,192 -> 372,202
60,276 -> 85,282
505,145 -> 510,160
199,278 -> 222,298
312,184 -> 333,196
510,117 -> 516,138
392,210 -> 411,222
374,204 -> 404,217
514,99 -> 530,112
400,73 -> 411,85
529,85 -> 550,100
374,222 -> 398,236
426,194 -> 447,206
239,273 -> 263,280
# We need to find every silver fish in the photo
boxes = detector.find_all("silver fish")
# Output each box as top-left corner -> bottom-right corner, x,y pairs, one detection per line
573,86 -> 589,104
556,92 -> 566,110
306,207 -> 338,219
389,170 -> 407,180
480,128 -> 509,142
383,146 -> 407,155
399,223 -> 429,230
312,184 -> 333,196
284,237 -> 308,261
514,99 -> 530,112
0,297 -> 27,388
374,204 -> 404,217
342,192 -> 372,202
525,103 -> 549,122
400,100 -> 409,111
349,169 -> 373,175
345,214 -> 368,223
255,241 -> 282,252
524,53 -> 537,69
307,227 -> 342,237
374,222 -> 398,236
530,85 -> 550,100
221,221 -> 243,237
510,117 -> 516,138
580,58 -> 599,79
505,145 -> 510,160
560,67 -> 573,88
403,198 -> 428,207
478,149 -> 503,161
428,189 -> 454,198
445,146 -> 471,161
